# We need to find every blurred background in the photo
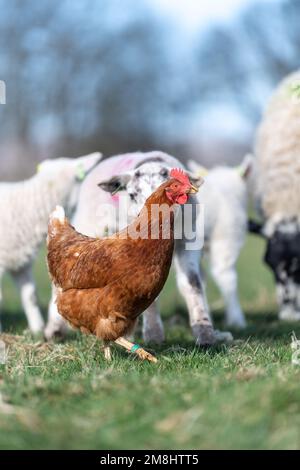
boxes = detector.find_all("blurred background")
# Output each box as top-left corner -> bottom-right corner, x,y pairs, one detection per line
0,0 -> 299,180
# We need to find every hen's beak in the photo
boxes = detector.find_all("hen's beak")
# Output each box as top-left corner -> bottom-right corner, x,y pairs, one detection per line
187,184 -> 198,194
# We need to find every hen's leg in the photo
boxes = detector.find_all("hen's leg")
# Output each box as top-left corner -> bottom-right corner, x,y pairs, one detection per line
142,301 -> 165,344
115,337 -> 158,363
103,341 -> 112,361
12,264 -> 44,334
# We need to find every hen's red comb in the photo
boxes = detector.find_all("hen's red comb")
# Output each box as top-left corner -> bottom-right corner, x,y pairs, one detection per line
170,168 -> 190,185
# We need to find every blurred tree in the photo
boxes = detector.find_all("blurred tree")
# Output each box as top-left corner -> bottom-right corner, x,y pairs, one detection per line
0,0 -> 185,177
196,0 -> 300,128
1,0 -> 300,177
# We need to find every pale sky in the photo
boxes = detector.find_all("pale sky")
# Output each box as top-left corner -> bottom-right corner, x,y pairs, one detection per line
149,0 -> 282,140
151,0 -> 279,32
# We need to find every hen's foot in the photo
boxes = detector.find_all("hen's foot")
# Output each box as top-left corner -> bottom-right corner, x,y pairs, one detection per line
134,346 -> 158,363
115,336 -> 158,363
103,342 -> 112,361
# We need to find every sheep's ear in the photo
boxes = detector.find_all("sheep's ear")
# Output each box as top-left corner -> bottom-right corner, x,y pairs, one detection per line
76,152 -> 102,172
187,159 -> 200,173
187,160 -> 208,178
75,152 -> 102,181
248,219 -> 266,238
238,153 -> 253,179
185,170 -> 205,189
98,174 -> 131,194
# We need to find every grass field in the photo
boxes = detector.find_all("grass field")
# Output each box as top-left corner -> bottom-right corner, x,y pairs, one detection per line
1,235 -> 300,450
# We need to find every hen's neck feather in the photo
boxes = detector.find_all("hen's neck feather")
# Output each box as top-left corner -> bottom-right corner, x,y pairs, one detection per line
115,182 -> 175,241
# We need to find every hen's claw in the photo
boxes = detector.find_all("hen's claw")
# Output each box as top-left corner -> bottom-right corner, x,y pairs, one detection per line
135,347 -> 158,363
115,336 -> 158,363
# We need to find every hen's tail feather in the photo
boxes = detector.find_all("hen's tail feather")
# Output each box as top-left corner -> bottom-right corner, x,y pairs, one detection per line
50,205 -> 65,223
47,205 -> 68,243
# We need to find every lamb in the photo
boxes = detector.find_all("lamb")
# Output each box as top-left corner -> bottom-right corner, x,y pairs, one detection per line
187,157 -> 251,328
0,152 -> 101,333
248,70 -> 300,320
45,150 -> 249,344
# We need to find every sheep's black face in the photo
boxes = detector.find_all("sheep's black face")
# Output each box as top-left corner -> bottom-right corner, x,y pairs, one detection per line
264,222 -> 300,320
265,229 -> 300,283
248,217 -> 300,319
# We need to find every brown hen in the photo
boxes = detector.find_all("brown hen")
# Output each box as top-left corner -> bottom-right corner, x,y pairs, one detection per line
47,169 -> 199,362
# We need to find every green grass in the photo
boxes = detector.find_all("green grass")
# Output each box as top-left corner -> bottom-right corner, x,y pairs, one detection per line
1,235 -> 300,450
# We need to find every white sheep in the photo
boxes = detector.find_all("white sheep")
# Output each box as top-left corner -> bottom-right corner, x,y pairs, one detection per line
45,151 -> 250,343
188,157 -> 252,328
0,152 -> 101,333
255,70 -> 300,222
250,70 -> 300,320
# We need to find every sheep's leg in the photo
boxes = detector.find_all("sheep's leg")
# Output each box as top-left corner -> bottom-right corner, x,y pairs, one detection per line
44,285 -> 69,340
210,240 -> 246,328
212,266 -> 246,328
174,247 -> 218,346
142,301 -> 165,344
12,264 -> 45,334
115,337 -> 157,363
277,281 -> 300,321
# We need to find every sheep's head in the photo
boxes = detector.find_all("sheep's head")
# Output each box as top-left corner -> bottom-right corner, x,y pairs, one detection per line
249,217 -> 300,320
98,161 -> 203,216
37,152 -> 102,215
37,152 -> 101,182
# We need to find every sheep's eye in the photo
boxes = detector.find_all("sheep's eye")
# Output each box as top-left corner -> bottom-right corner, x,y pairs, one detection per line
135,171 -> 141,178
160,168 -> 168,178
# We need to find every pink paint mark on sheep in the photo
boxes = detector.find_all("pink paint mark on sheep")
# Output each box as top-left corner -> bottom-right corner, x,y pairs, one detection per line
105,154 -> 145,207
113,157 -> 134,174
111,194 -> 120,205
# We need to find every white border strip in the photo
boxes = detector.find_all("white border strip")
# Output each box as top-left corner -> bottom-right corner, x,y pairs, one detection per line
0,80 -> 6,104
